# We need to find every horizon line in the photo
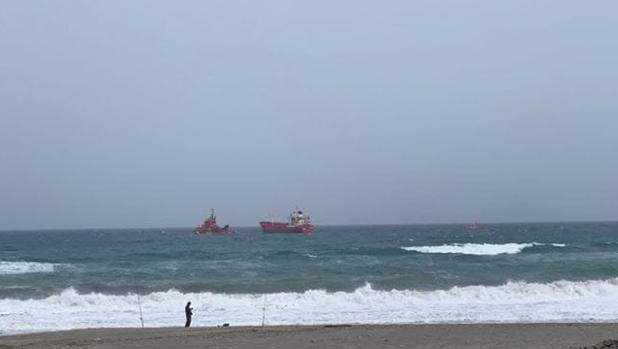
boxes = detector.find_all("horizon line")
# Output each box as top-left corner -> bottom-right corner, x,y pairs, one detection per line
1,219 -> 617,232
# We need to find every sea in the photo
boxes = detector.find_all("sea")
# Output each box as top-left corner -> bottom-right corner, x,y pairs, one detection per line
1,222 -> 618,335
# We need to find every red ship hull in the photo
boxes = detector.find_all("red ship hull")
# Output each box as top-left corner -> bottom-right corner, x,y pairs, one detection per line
466,223 -> 481,230
260,221 -> 314,234
194,227 -> 235,235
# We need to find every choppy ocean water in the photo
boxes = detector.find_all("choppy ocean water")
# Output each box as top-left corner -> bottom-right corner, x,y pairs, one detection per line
1,222 -> 618,334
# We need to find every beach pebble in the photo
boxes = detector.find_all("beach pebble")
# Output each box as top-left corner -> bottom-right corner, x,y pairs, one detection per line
572,339 -> 618,349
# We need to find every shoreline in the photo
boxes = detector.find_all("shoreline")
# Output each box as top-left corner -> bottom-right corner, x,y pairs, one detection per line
2,323 -> 618,349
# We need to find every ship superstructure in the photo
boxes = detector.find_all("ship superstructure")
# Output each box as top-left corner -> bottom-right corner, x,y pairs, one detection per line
194,209 -> 235,235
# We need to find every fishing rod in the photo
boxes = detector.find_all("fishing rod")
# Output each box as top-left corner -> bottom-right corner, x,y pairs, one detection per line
137,293 -> 144,328
134,276 -> 144,328
261,294 -> 266,327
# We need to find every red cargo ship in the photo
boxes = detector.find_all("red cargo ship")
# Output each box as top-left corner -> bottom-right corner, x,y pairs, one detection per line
260,210 -> 314,234
467,222 -> 481,230
194,209 -> 235,235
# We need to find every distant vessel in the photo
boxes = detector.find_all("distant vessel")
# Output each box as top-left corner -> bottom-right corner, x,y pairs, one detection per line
467,222 -> 481,230
194,209 -> 235,235
260,210 -> 314,234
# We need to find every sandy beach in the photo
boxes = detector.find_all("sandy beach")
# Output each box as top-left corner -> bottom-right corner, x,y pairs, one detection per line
2,323 -> 617,349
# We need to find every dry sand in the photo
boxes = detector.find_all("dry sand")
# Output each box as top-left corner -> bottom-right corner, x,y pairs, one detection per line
2,323 -> 618,349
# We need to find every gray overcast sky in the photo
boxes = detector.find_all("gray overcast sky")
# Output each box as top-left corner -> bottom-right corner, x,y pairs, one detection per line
1,1 -> 617,230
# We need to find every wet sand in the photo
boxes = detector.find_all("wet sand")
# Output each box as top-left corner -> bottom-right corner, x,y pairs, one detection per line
2,323 -> 618,349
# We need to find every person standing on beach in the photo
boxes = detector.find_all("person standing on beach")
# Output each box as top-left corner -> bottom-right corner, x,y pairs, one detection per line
185,302 -> 193,328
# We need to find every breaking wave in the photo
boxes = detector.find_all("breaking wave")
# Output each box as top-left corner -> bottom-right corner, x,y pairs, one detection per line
2,278 -> 618,335
400,243 -> 566,255
0,261 -> 59,275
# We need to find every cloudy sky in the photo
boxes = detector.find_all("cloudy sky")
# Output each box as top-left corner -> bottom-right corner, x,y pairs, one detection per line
1,1 -> 617,229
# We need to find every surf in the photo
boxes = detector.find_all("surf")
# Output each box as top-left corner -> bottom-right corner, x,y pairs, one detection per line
2,278 -> 618,335
400,243 -> 565,255
0,261 -> 60,275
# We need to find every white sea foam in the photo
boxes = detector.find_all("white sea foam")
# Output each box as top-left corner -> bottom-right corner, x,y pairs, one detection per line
2,278 -> 618,335
0,261 -> 59,275
400,243 -> 565,255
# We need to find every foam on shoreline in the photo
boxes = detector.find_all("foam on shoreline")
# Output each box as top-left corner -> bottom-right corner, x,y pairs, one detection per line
2,278 -> 618,335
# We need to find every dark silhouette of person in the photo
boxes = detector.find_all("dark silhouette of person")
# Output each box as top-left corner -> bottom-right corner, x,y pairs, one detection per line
185,301 -> 193,328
